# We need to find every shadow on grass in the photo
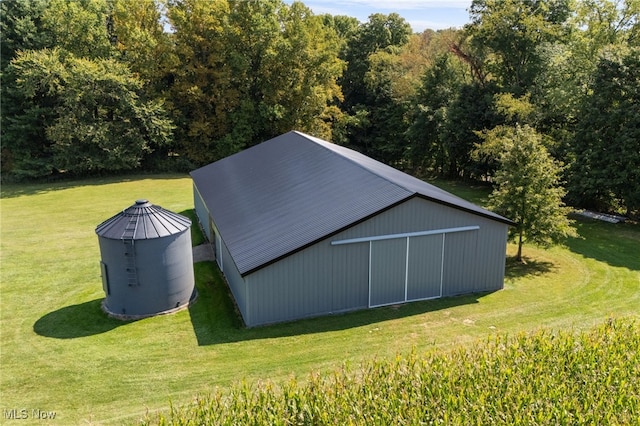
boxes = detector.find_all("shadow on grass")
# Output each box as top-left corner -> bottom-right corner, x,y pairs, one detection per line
33,299 -> 130,339
504,256 -> 555,280
179,209 -> 206,246
188,261 -> 492,346
565,217 -> 640,271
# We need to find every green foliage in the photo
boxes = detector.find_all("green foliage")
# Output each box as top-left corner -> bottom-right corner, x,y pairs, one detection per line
166,0 -> 343,165
355,47 -> 410,163
0,0 -> 55,179
1,0 -> 637,214
573,0 -> 639,50
443,81 -> 502,179
0,0 -> 51,71
477,124 -> 576,260
144,318 -> 640,425
1,0 -> 176,180
7,48 -> 173,175
466,0 -> 572,95
407,54 -> 465,174
570,47 -> 640,215
337,13 -> 413,163
493,93 -> 536,125
165,0 -> 236,165
111,0 -> 176,89
261,1 -> 344,140
361,31 -> 458,166
407,0 -> 637,215
321,14 -> 360,49
41,0 -> 114,59
532,1 -> 640,166
341,12 -> 412,108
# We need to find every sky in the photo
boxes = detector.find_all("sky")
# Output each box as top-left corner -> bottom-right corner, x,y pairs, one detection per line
285,0 -> 473,32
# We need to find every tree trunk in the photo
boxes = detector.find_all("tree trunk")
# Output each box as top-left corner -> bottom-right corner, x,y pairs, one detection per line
516,228 -> 523,262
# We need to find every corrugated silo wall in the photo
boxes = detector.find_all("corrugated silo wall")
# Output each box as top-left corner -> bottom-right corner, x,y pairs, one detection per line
99,230 -> 194,316
135,232 -> 195,313
243,197 -> 508,327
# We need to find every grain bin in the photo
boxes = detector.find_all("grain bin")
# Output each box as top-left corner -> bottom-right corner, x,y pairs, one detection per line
96,200 -> 196,318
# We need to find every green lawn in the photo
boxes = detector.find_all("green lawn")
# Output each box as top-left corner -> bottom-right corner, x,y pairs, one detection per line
1,175 -> 638,424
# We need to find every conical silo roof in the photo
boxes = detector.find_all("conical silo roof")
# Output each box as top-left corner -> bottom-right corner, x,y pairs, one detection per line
96,199 -> 191,240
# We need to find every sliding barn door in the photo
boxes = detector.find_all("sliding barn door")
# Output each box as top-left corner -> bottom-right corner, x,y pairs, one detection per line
407,234 -> 443,300
369,239 -> 406,307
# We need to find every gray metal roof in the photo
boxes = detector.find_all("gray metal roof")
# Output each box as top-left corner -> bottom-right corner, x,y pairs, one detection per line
96,199 -> 191,240
191,131 -> 513,275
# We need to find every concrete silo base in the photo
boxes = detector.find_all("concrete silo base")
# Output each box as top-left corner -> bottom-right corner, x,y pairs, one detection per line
101,288 -> 198,321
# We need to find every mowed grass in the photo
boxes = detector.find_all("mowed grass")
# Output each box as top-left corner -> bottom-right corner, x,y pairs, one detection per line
1,175 -> 638,424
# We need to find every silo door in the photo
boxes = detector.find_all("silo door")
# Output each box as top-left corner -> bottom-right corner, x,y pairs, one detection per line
100,261 -> 110,295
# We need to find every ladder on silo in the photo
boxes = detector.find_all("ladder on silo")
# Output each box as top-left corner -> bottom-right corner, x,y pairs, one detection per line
123,215 -> 139,286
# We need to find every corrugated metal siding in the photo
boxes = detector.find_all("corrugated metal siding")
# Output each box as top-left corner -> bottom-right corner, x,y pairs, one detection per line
407,234 -> 443,300
370,239 -> 407,306
247,242 -> 333,325
331,242 -> 369,312
195,188 -> 251,323
442,231 -> 479,296
241,197 -> 507,326
243,238 -> 372,326
472,225 -> 508,291
220,233 -> 248,322
193,185 -> 212,241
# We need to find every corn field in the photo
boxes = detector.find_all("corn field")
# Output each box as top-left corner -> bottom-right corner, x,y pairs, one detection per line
143,318 -> 639,425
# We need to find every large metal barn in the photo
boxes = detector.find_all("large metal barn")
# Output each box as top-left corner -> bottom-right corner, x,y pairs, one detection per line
191,131 -> 513,327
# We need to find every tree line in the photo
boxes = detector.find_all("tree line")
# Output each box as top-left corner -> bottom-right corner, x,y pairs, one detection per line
2,0 -> 638,217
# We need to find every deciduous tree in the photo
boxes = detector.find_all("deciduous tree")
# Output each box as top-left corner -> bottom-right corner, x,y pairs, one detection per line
166,0 -> 236,165
9,48 -> 173,175
251,1 -> 344,140
466,0 -> 572,95
477,124 -> 576,261
167,0 -> 343,165
341,13 -> 412,109
111,0 -> 175,90
337,13 -> 412,161
41,0 -> 114,59
570,47 -> 640,215
407,54 -> 467,174
1,0 -> 55,178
